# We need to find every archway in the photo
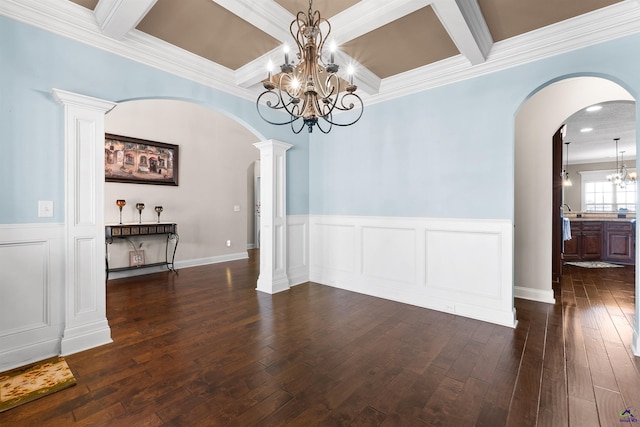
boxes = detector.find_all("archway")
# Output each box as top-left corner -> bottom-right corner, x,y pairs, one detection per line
54,91 -> 285,356
514,76 -> 639,356
103,99 -> 261,273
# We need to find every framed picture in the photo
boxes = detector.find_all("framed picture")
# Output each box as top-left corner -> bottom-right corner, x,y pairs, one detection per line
129,250 -> 145,267
105,133 -> 179,186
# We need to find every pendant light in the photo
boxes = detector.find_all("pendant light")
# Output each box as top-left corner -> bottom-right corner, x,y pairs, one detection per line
561,142 -> 572,186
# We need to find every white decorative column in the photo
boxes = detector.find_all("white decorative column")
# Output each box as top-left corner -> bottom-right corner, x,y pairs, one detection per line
254,140 -> 293,294
52,89 -> 115,355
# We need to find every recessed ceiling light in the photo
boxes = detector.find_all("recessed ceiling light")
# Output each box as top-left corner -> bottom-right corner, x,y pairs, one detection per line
580,127 -> 593,133
586,105 -> 602,112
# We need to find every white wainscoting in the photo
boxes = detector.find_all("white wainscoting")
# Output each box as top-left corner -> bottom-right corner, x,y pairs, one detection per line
309,215 -> 517,328
287,215 -> 309,286
0,224 -> 65,372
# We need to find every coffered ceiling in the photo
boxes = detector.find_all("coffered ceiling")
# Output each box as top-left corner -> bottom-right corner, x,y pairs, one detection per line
66,0 -> 630,96
6,0 -> 639,161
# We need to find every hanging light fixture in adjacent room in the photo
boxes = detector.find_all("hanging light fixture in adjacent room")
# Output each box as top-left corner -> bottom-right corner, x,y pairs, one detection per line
607,137 -> 636,188
256,0 -> 363,134
561,141 -> 573,186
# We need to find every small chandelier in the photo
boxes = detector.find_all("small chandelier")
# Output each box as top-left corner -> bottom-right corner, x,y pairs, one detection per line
607,138 -> 636,188
561,141 -> 572,186
256,0 -> 363,134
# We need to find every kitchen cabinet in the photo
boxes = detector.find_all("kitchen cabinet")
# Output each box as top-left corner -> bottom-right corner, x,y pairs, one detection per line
563,220 -> 635,264
563,221 -> 603,261
603,221 -> 635,264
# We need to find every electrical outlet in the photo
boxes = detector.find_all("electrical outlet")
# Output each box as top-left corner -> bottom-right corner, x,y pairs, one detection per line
226,240 -> 231,247
233,205 -> 240,212
38,200 -> 54,217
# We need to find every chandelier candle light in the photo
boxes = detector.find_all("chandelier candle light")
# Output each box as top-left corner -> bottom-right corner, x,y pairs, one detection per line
256,0 -> 363,134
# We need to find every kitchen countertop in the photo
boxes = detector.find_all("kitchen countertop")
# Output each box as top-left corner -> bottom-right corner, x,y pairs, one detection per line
567,217 -> 635,222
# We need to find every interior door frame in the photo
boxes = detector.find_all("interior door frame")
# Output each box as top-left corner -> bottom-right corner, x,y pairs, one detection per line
552,126 -> 564,282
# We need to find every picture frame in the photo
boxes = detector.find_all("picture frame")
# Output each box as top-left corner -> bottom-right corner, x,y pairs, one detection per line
129,250 -> 145,267
105,133 -> 179,186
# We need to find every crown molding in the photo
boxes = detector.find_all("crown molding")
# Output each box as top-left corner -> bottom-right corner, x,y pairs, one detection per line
3,0 -> 640,107
369,0 -> 640,105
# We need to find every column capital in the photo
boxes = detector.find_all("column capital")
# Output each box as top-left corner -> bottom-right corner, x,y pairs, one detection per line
253,139 -> 293,152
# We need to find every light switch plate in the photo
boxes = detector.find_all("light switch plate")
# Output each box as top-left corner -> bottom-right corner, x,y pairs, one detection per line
233,205 -> 240,212
38,200 -> 54,217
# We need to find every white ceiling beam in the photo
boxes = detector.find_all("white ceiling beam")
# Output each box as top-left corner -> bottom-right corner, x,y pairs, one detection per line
329,0 -> 434,45
431,0 -> 493,65
94,0 -> 157,40
210,0 -> 292,41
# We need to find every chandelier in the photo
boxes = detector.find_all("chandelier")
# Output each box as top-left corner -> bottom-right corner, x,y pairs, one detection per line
607,137 -> 637,188
256,0 -> 363,134
561,141 -> 572,186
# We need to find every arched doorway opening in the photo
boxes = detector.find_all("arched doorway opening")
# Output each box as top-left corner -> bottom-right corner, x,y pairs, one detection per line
54,91 -> 282,356
515,76 -> 639,356
103,99 -> 261,274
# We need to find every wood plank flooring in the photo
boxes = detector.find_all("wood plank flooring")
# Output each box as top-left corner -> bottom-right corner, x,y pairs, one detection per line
1,251 -> 638,426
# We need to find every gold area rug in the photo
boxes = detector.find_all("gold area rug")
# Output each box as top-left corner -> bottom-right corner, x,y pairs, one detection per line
0,356 -> 76,413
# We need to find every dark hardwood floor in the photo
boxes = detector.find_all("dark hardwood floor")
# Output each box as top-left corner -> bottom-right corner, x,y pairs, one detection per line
1,251 -> 638,426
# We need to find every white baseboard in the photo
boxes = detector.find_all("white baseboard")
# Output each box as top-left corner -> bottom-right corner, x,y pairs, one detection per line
60,320 -> 112,356
175,252 -> 249,268
0,338 -> 61,372
514,286 -> 556,304
106,252 -> 249,280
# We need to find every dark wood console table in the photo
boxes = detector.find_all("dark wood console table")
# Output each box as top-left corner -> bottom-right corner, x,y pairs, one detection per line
105,223 -> 179,280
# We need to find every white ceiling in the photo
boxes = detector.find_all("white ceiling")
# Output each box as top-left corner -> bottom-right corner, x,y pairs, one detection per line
564,101 -> 636,164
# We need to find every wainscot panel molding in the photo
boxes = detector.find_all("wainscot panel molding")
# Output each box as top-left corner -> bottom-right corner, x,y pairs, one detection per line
0,224 -> 65,372
287,215 -> 309,286
309,215 -> 517,328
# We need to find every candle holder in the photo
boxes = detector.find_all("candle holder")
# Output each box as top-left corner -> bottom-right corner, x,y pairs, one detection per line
116,199 -> 126,224
155,206 -> 163,223
135,203 -> 145,224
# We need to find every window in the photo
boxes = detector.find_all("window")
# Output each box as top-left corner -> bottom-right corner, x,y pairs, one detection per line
580,170 -> 636,212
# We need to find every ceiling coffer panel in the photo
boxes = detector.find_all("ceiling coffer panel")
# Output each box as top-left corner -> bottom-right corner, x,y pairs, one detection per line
135,0 -> 280,71
341,6 -> 460,79
274,0 -> 360,19
478,0 -> 622,41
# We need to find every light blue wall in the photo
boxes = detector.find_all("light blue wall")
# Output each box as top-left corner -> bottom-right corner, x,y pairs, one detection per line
310,34 -> 640,219
4,15 -> 640,223
0,16 -> 308,223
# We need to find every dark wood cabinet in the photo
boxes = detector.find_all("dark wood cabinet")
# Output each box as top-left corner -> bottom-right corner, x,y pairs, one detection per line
563,220 -> 635,264
603,221 -> 635,264
563,221 -> 603,261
